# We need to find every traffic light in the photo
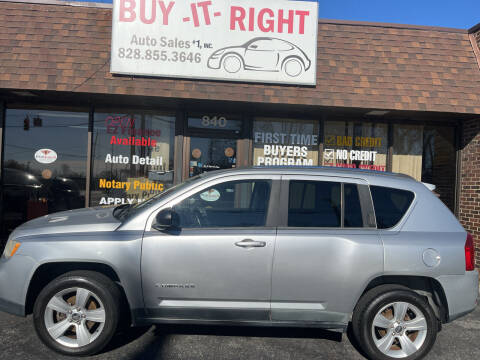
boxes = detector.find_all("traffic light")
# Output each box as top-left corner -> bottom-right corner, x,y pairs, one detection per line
23,116 -> 30,131
33,116 -> 42,127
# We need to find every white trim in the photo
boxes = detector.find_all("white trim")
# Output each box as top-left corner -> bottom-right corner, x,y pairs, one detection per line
271,302 -> 326,311
159,300 -> 269,310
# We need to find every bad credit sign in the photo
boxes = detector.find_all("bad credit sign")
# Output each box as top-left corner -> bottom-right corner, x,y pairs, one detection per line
111,0 -> 318,85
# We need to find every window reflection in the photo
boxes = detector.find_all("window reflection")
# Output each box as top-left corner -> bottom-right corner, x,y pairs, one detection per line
2,109 -> 88,234
174,180 -> 271,228
421,126 -> 456,211
393,124 -> 456,211
189,137 -> 236,177
393,125 -> 423,180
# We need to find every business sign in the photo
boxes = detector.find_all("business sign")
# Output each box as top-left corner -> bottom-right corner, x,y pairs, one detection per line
111,0 -> 318,85
34,149 -> 58,164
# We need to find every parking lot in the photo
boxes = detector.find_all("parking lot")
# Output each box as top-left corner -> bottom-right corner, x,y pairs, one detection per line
0,304 -> 478,360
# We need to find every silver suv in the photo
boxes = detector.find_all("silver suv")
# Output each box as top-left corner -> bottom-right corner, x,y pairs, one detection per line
0,167 -> 478,359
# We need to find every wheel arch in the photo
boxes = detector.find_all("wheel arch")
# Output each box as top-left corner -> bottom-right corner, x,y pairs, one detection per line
281,55 -> 306,71
220,52 -> 245,68
358,275 -> 449,324
25,262 -> 131,325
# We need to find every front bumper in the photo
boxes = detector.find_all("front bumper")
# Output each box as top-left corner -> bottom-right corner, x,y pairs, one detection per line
305,58 -> 312,71
0,255 -> 37,317
207,56 -> 221,69
436,270 -> 479,322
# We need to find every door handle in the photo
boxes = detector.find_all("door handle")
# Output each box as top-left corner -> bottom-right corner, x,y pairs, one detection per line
235,239 -> 266,248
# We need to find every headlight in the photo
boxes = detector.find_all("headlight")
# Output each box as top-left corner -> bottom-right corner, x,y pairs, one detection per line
2,238 -> 21,258
212,49 -> 226,57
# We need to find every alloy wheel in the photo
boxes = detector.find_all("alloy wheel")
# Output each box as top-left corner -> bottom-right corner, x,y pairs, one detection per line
44,287 -> 106,348
371,301 -> 428,358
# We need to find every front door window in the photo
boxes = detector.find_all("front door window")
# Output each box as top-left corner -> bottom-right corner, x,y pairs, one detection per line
173,179 -> 271,228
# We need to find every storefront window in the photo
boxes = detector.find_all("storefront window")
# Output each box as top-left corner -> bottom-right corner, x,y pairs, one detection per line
393,124 -> 456,210
90,111 -> 175,206
421,126 -> 456,210
1,109 -> 88,235
253,117 -> 319,166
323,122 -> 388,171
392,125 -> 423,180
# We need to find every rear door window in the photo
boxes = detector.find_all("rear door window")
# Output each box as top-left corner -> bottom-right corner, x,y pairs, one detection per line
370,186 -> 415,229
288,181 -> 341,227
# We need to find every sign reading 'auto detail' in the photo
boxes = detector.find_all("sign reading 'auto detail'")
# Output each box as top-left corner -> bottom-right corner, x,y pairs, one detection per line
111,0 -> 318,85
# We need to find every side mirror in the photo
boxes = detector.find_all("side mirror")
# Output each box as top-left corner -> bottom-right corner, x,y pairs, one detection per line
153,208 -> 177,231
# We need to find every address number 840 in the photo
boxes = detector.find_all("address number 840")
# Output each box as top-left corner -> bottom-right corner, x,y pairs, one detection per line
202,116 -> 228,128
118,48 -> 201,63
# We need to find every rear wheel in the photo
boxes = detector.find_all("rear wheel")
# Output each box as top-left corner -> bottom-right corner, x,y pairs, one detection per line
352,285 -> 438,360
33,271 -> 121,356
282,57 -> 304,77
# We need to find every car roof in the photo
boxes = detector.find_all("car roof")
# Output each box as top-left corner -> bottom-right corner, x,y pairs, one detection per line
199,166 -> 416,184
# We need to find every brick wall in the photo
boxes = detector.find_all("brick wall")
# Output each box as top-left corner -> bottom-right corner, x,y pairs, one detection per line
1,2 -> 480,114
459,118 -> 480,267
462,29 -> 480,268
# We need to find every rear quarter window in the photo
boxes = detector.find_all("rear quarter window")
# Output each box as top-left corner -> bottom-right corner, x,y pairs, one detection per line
370,186 -> 415,229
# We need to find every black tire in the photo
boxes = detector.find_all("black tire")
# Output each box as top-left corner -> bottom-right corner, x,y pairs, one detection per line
352,285 -> 438,360
33,270 -> 121,356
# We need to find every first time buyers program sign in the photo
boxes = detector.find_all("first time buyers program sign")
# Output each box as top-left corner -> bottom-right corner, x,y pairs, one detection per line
111,0 -> 318,85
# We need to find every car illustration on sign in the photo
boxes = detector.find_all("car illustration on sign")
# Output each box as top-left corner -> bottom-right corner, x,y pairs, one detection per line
207,37 -> 311,77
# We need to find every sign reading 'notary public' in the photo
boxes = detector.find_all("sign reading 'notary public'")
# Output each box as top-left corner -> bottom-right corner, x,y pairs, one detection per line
111,0 -> 318,85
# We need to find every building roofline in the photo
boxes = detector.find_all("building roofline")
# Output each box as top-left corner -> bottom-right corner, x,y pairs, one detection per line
469,22 -> 480,33
0,0 -> 113,9
318,18 -> 468,33
0,0 -> 473,34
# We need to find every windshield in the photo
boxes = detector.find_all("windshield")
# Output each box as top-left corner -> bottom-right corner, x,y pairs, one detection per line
113,175 -> 202,221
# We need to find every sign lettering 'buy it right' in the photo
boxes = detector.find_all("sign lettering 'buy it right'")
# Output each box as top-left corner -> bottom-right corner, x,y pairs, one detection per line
111,0 -> 318,85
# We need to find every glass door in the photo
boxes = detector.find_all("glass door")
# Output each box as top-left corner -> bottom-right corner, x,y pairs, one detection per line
185,113 -> 244,178
1,109 -> 88,238
188,137 -> 237,177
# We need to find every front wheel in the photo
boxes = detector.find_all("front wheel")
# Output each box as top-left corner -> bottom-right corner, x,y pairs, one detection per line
352,285 -> 438,360
222,54 -> 243,74
33,271 -> 121,356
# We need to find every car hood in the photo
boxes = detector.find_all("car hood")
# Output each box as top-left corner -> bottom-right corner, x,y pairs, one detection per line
9,207 -> 121,240
214,46 -> 245,54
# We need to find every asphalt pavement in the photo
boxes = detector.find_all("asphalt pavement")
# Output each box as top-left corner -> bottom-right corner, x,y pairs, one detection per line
0,305 -> 479,360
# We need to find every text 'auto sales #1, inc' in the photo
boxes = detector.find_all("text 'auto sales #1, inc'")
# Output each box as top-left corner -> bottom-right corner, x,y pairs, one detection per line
111,0 -> 318,85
